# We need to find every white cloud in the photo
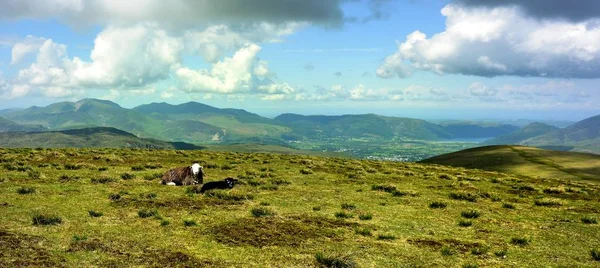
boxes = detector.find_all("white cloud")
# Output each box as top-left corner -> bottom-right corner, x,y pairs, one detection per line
349,84 -> 382,101
10,35 -> 45,65
73,24 -> 182,87
176,43 -> 294,95
469,82 -> 497,96
378,4 -> 600,78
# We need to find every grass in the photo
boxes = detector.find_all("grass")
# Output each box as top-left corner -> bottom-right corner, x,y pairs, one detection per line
534,198 -> 562,207
354,227 -> 372,236
458,219 -> 473,227
592,249 -> 600,261
250,207 -> 276,217
137,209 -> 159,218
358,213 -> 373,220
511,237 -> 530,246
315,252 -> 356,268
16,186 -> 36,194
581,216 -> 598,224
429,201 -> 447,209
502,203 -> 516,209
32,213 -> 62,225
341,203 -> 357,210
449,192 -> 478,202
88,210 -> 103,217
334,211 -> 353,219
377,234 -> 396,240
461,210 -> 481,219
0,147 -> 599,266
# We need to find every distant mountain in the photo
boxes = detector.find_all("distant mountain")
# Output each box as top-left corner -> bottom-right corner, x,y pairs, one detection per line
275,114 -> 396,139
133,101 -> 291,141
0,127 -> 202,149
2,99 -> 161,138
511,115 -> 600,154
420,145 -> 600,181
2,98 -> 532,145
440,122 -> 519,139
482,122 -> 559,145
275,114 -> 512,140
0,117 -> 46,132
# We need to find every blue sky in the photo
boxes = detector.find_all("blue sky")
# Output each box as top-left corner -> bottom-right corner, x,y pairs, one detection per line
0,0 -> 599,121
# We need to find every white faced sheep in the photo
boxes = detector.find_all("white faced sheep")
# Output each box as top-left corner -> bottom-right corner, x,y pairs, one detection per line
161,163 -> 203,186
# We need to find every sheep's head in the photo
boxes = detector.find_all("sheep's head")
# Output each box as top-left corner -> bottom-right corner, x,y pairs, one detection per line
191,163 -> 204,184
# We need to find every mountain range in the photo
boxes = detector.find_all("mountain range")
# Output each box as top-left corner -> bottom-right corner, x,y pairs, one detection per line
0,98 -> 520,144
483,115 -> 600,154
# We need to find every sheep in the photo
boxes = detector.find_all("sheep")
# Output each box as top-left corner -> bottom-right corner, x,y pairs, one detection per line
161,163 -> 203,186
200,177 -> 238,193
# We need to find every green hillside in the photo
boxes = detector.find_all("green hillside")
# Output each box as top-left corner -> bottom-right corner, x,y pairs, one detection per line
0,127 -> 202,150
1,148 -> 599,267
134,102 -> 291,142
3,99 -> 530,146
420,145 -> 600,181
0,117 -> 46,132
440,122 -> 519,139
2,99 -> 163,138
483,122 -> 559,145
509,115 -> 600,154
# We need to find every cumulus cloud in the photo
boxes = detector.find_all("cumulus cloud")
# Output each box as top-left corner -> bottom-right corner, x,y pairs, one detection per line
455,0 -> 600,22
10,35 -> 46,65
176,43 -> 293,95
378,4 -> 600,79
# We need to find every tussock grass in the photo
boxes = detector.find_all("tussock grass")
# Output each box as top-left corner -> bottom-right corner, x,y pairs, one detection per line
458,219 -> 473,227
510,237 -> 530,246
88,210 -> 103,217
120,173 -> 135,180
32,213 -> 62,225
592,249 -> 600,261
183,219 -> 197,227
16,187 -> 36,194
534,198 -> 562,207
449,192 -> 478,202
335,211 -> 354,219
581,216 -> 598,224
377,234 -> 396,240
429,201 -> 447,209
91,177 -> 116,184
137,209 -> 159,218
502,203 -> 516,209
354,227 -> 372,236
315,252 -> 356,268
461,210 -> 481,219
250,207 -> 276,217
341,203 -> 357,210
358,213 -> 373,220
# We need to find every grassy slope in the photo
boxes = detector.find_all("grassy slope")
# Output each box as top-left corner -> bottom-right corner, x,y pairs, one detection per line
420,145 -> 600,182
0,127 -> 202,150
0,148 -> 599,267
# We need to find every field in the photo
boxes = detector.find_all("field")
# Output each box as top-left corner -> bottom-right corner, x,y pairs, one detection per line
1,148 -> 599,267
289,138 -> 479,161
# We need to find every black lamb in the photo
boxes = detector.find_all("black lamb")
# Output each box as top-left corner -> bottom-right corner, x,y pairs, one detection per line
200,177 -> 238,193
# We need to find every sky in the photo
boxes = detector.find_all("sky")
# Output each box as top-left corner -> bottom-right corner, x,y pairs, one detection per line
0,0 -> 599,121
